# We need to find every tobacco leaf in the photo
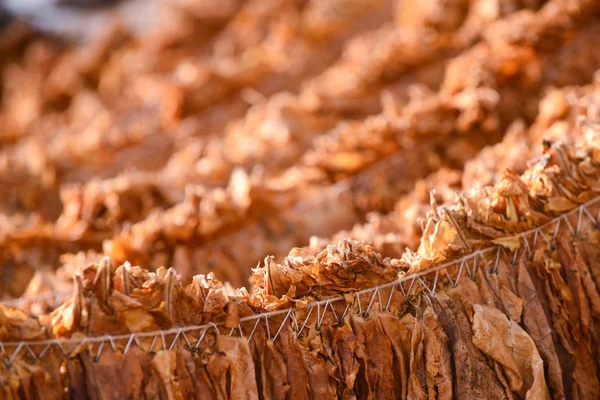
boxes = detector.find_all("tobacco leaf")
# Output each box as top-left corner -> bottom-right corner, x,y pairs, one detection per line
471,304 -> 551,399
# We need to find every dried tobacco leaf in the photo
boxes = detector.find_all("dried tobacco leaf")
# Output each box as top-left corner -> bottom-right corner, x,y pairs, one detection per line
3,1 -> 600,399
472,304 -> 551,399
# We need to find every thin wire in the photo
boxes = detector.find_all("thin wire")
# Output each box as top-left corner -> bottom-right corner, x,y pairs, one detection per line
0,196 -> 598,363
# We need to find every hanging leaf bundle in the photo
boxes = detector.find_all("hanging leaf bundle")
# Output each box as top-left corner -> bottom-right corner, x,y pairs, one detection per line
1,0 -> 600,399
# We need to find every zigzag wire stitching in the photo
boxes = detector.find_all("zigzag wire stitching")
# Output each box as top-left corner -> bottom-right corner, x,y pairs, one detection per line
1,195 -> 600,366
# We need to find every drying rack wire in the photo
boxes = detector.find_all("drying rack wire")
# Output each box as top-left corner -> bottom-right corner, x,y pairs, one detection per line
1,195 -> 600,367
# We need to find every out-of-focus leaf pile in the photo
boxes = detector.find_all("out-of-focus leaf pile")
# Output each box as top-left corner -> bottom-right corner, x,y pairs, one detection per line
1,0 -> 600,399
